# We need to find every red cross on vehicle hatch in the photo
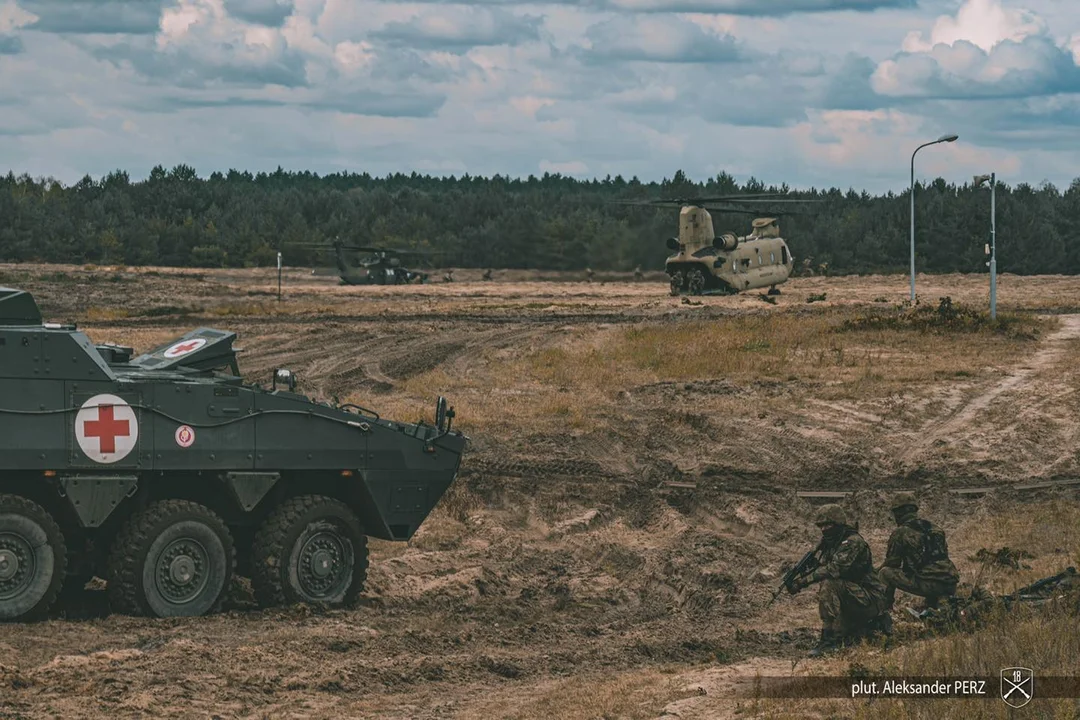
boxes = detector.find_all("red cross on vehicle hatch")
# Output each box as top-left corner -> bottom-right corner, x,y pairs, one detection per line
163,337 -> 207,359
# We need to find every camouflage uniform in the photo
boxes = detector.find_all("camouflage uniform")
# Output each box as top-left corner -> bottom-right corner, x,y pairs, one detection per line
879,493 -> 959,610
790,505 -> 886,655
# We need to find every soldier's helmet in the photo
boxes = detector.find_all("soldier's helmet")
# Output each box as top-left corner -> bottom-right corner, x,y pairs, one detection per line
890,492 -> 918,512
815,504 -> 848,527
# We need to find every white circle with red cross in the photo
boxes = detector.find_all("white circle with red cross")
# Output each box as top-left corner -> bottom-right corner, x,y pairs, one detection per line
75,394 -> 138,464
175,424 -> 195,448
163,338 -> 206,359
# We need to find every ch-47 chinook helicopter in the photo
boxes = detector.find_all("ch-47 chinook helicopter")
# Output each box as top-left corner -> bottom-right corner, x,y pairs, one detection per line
619,194 -> 818,296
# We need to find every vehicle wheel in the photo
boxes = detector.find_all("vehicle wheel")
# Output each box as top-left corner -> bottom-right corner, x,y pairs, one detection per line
0,495 -> 66,622
107,500 -> 234,618
669,271 -> 684,296
687,269 -> 705,295
768,286 -> 781,296
251,495 -> 367,609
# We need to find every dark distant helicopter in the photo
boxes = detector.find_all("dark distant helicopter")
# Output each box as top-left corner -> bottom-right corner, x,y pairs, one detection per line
300,239 -> 445,286
332,240 -> 434,285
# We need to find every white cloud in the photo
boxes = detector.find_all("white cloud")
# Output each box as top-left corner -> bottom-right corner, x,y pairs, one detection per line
374,6 -> 542,50
581,14 -> 742,63
601,0 -> 914,13
333,40 -> 375,73
157,0 -> 284,58
790,108 -> 1022,183
872,0 -> 1080,98
1070,33 -> 1080,65
0,0 -> 36,32
901,0 -> 1046,53
509,95 -> 555,117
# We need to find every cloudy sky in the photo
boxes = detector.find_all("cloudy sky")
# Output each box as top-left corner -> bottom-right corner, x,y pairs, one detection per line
0,0 -> 1078,192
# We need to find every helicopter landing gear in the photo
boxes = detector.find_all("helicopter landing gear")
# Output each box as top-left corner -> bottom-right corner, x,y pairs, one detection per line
669,271 -> 684,296
768,286 -> 781,296
686,269 -> 705,296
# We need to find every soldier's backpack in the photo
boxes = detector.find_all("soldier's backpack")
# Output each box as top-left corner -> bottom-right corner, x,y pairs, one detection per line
913,519 -> 949,565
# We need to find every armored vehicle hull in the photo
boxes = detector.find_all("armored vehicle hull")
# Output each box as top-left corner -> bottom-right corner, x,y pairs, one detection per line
0,288 -> 465,620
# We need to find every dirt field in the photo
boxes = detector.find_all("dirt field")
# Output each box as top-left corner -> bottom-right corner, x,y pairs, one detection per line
1,265 -> 1078,719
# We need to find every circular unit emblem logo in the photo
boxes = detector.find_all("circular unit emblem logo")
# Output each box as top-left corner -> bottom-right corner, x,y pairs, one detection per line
75,394 -> 138,464
163,338 -> 207,359
175,425 -> 195,448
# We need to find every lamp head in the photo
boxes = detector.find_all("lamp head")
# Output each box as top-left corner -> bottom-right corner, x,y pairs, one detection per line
938,133 -> 959,143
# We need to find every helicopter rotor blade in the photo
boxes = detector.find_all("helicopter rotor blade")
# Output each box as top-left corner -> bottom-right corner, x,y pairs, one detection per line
702,205 -> 816,216
339,245 -> 396,254
679,193 -> 805,202
609,200 -> 685,208
672,197 -> 824,205
610,197 -> 824,208
710,210 -> 812,216
334,245 -> 450,256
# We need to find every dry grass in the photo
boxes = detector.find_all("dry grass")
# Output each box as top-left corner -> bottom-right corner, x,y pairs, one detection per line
204,301 -> 278,317
951,501 -> 1080,592
374,309 -> 1052,433
458,668 -> 700,720
84,306 -> 132,321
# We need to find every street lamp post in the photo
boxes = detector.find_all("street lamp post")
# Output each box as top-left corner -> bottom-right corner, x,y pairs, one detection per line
910,133 -> 959,303
974,173 -> 997,319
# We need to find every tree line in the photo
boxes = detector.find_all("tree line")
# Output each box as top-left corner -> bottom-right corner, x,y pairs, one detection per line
1,165 -> 1078,275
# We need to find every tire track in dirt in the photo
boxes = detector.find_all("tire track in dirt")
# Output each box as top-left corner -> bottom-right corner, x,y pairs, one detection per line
232,321 -> 564,400
898,314 -> 1080,474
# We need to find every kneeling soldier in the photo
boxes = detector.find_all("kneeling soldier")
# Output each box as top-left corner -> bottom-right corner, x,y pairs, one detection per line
788,504 -> 887,656
878,492 -> 959,613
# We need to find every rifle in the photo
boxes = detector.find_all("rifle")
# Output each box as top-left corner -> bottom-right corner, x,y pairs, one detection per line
909,566 -> 1078,622
768,541 -> 824,607
1008,566 -> 1077,603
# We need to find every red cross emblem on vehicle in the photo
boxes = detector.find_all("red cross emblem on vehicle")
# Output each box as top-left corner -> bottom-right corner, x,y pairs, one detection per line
84,404 -> 129,454
164,337 -> 207,359
75,394 -> 139,463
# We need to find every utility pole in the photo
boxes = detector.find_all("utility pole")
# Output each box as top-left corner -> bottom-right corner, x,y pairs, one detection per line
990,172 -> 996,320
277,251 -> 282,302
974,173 -> 997,319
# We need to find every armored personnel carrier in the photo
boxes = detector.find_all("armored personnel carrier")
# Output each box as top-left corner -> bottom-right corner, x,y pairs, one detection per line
0,288 -> 466,620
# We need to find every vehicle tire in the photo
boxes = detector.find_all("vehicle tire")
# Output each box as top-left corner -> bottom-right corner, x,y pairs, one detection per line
0,494 -> 66,622
687,269 -> 705,295
669,271 -> 684,296
107,500 -> 234,618
251,495 -> 367,609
